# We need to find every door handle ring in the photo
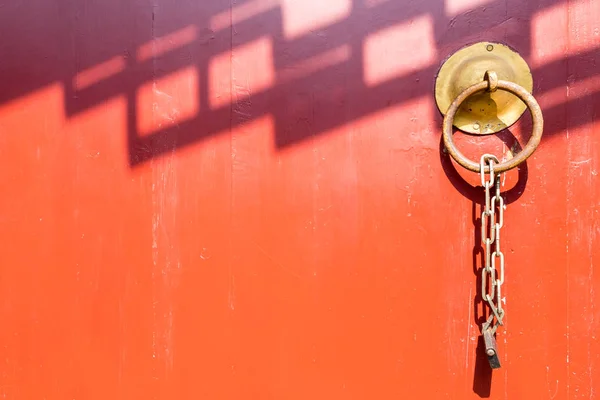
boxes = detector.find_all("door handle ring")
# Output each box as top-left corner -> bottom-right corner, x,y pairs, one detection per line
442,72 -> 544,173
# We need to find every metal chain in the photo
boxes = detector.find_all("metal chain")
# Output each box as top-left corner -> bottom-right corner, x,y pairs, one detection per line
479,154 -> 506,335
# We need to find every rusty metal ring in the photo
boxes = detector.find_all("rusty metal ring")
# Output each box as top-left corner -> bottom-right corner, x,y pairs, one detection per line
442,80 -> 543,173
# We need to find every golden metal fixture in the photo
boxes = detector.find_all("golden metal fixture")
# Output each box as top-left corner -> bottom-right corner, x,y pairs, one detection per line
442,73 -> 544,173
435,42 -> 533,135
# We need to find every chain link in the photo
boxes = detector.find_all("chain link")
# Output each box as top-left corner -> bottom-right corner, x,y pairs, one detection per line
479,154 -> 506,334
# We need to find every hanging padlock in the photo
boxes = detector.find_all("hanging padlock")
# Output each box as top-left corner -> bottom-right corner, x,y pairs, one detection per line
483,328 -> 501,369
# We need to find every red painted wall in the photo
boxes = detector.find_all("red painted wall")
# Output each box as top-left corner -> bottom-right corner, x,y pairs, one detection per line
0,0 -> 599,398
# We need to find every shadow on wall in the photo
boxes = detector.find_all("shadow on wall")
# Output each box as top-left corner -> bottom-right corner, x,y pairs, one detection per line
0,0 -> 598,168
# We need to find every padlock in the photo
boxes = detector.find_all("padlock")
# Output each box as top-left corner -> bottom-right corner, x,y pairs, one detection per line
483,328 -> 501,369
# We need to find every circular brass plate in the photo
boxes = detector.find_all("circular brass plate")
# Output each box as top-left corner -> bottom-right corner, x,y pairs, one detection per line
435,42 -> 533,135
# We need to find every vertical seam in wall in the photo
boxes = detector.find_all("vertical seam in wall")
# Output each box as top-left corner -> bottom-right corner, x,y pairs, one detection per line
565,1 -> 572,398
228,0 -> 235,315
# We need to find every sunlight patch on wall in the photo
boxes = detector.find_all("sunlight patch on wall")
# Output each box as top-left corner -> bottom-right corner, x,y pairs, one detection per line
363,15 -> 436,87
278,45 -> 350,83
210,36 -> 274,109
208,48 -> 232,111
566,0 -> 600,55
445,0 -> 492,17
136,66 -> 199,136
532,0 -> 600,68
137,26 -> 198,62
364,0 -> 389,7
211,0 -> 279,31
531,3 -> 568,67
74,56 -> 126,90
281,0 -> 351,39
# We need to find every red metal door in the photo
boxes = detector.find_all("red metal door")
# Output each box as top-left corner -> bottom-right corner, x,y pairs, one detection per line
0,0 -> 599,398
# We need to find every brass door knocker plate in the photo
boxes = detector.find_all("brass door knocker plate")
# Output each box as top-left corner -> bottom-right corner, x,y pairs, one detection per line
435,42 -> 533,135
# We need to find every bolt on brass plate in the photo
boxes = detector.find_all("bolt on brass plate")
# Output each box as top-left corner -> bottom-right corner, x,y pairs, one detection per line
435,42 -> 533,135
